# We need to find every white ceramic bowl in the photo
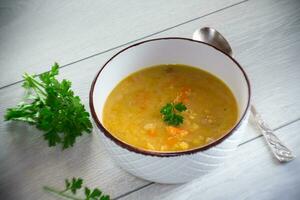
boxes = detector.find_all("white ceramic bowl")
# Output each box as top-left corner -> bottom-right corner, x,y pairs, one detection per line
89,37 -> 251,184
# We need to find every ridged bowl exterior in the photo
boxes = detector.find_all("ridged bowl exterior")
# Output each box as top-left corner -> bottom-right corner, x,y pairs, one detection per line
96,113 -> 249,184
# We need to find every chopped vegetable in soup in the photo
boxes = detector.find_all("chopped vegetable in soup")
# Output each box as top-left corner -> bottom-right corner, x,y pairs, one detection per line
103,64 -> 238,152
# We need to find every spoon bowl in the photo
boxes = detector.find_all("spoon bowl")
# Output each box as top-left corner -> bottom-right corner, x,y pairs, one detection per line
193,27 -> 233,56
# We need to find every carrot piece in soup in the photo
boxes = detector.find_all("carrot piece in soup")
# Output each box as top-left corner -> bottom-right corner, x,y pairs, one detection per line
147,129 -> 157,137
166,137 -> 178,146
174,87 -> 191,103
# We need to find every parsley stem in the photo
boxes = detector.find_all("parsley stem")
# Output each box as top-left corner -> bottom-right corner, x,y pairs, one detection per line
23,73 -> 47,104
24,74 -> 46,93
43,186 -> 83,200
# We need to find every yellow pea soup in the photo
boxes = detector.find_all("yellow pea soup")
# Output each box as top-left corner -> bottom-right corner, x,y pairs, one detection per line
103,64 -> 238,152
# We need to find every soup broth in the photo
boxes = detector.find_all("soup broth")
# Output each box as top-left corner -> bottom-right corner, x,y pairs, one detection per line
103,64 -> 238,152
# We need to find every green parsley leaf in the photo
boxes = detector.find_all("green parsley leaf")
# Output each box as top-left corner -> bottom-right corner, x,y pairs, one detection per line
69,178 -> 83,194
85,187 -> 91,197
160,102 -> 187,126
43,177 -> 110,200
90,188 -> 102,198
4,63 -> 92,149
160,103 -> 173,115
174,102 -> 187,112
100,195 -> 110,200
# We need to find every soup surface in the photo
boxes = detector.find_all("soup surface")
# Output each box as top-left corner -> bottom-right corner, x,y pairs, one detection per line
103,64 -> 238,152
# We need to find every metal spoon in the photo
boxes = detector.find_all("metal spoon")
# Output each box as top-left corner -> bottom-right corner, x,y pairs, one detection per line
193,27 -> 295,162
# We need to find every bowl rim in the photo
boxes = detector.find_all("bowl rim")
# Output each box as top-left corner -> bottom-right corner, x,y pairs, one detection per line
89,37 -> 251,157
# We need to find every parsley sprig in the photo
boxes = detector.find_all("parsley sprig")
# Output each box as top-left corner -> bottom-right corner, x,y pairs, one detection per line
4,63 -> 92,149
43,177 -> 110,200
160,102 -> 187,126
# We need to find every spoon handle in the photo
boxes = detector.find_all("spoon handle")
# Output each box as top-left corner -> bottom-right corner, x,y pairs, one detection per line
251,105 -> 295,162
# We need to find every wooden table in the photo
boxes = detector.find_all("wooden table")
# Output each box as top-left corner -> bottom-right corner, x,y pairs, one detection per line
1,0 -> 300,199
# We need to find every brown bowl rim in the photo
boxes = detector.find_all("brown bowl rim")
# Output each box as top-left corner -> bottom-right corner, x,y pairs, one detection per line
89,37 -> 251,157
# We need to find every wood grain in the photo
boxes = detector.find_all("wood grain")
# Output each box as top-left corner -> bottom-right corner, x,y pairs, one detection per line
0,0 -> 299,199
119,121 -> 300,200
0,0 -> 242,88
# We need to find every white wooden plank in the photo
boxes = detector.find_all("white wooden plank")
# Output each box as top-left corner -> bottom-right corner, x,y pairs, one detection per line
0,0 -> 300,199
0,0 -> 242,88
119,120 -> 300,200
